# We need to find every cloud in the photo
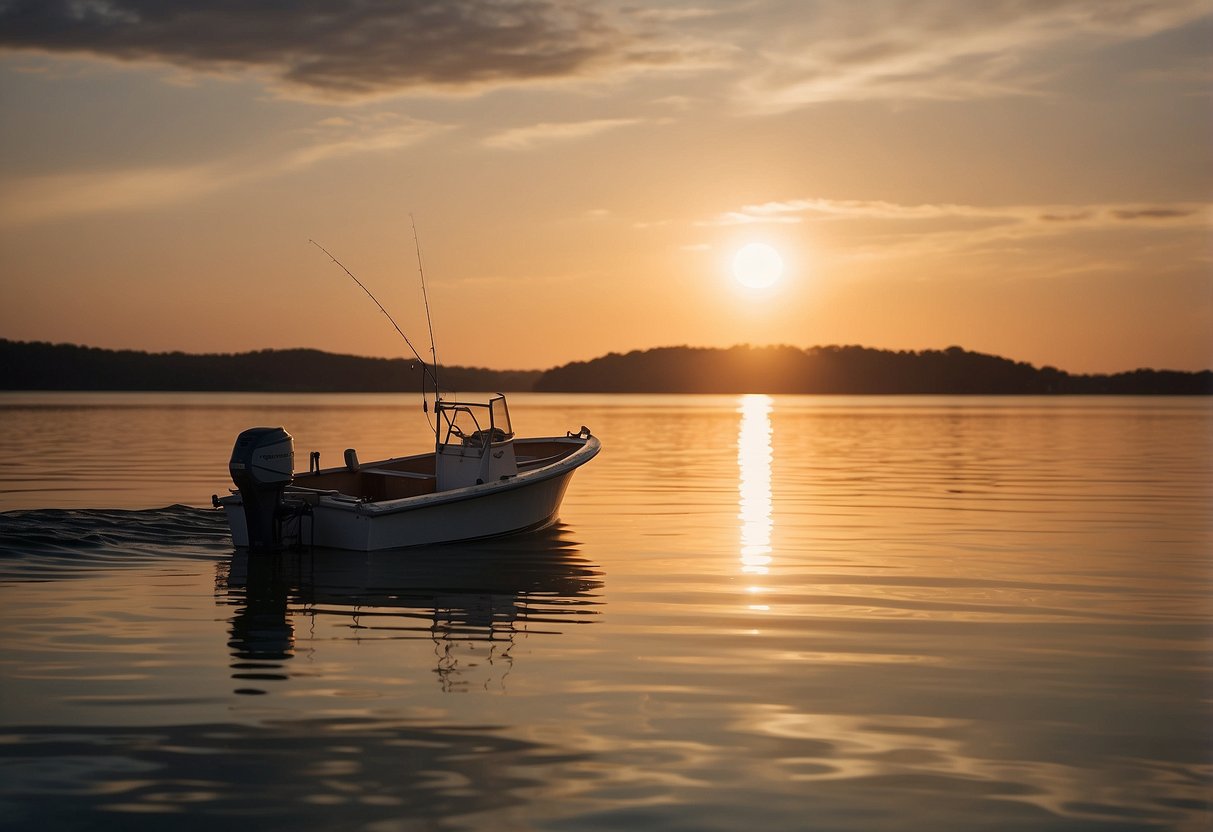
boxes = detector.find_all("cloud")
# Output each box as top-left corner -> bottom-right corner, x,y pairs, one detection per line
1040,211 -> 1095,222
694,197 -> 1211,264
482,117 -> 639,150
630,7 -> 724,24
1110,208 -> 1197,220
0,113 -> 444,225
706,198 -> 1211,229
703,198 -> 1010,225
0,164 -> 229,226
7,0 -> 1201,112
0,0 -> 678,101
287,113 -> 447,167
734,0 -> 1212,112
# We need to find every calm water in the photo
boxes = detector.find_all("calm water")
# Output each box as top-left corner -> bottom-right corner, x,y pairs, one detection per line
0,392 -> 1210,831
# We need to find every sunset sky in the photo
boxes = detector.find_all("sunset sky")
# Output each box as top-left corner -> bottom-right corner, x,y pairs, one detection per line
1,0 -> 1209,373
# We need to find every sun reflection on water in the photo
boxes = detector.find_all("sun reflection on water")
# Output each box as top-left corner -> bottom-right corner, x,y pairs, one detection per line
738,394 -> 773,575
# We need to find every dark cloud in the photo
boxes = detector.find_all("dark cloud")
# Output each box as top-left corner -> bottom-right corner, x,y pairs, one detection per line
1039,211 -> 1093,222
1110,208 -> 1196,220
0,0 -> 647,98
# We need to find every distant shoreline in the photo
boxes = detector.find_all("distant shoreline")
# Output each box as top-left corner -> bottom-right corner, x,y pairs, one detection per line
2,339 -> 1210,395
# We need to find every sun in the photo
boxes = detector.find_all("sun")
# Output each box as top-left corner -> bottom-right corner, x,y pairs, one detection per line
732,243 -> 784,289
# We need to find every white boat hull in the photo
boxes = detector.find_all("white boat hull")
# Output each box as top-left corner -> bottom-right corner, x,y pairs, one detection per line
220,435 -> 599,552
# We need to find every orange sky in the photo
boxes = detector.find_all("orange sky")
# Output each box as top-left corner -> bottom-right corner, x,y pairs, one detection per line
1,1 -> 1210,373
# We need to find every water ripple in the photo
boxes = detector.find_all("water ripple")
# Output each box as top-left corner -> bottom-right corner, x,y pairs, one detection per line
0,506 -> 231,580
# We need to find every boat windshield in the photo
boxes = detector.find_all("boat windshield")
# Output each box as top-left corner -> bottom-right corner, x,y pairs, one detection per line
436,394 -> 514,447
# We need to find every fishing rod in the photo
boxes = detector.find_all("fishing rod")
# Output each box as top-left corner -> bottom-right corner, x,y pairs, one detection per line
411,214 -> 440,408
309,238 -> 440,395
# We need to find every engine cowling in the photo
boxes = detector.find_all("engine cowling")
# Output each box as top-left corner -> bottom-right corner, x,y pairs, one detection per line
229,427 -> 294,552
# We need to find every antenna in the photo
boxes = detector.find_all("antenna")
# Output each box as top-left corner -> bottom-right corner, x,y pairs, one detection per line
309,239 -> 439,392
411,214 -> 440,402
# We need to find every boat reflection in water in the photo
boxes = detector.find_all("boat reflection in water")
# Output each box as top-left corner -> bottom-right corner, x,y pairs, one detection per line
219,523 -> 603,693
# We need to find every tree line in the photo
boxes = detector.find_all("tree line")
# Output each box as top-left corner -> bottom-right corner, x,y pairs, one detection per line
2,339 -> 1209,394
0,340 -> 539,392
532,344 -> 1213,394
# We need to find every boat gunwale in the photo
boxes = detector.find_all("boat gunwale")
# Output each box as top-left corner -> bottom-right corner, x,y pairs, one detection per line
352,435 -> 599,516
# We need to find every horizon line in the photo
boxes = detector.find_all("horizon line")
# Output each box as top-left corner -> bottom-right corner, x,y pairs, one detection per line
3,337 -> 1211,378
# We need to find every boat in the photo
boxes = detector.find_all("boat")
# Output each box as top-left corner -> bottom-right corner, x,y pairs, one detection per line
215,392 -> 600,552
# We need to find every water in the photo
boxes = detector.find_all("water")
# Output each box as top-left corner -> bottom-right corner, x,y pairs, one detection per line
0,392 -> 1210,831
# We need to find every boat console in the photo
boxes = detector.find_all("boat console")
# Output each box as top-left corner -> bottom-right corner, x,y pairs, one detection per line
435,394 -> 518,490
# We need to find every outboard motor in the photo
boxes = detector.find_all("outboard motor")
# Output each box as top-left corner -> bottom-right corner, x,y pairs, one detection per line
229,427 -> 294,553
